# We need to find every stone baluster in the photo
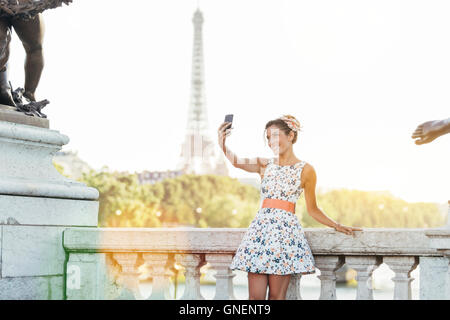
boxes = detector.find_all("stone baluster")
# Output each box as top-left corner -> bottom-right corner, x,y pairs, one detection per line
286,274 -> 303,300
205,254 -> 236,300
142,253 -> 171,300
383,256 -> 419,300
345,256 -> 382,300
113,252 -> 143,300
315,256 -> 344,300
175,254 -> 206,300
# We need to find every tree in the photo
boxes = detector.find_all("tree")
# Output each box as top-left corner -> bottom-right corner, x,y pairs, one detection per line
155,174 -> 260,227
63,164 -> 443,229
79,169 -> 161,227
296,189 -> 444,228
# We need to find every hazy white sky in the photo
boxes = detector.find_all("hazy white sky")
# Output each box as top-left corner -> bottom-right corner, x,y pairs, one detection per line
7,0 -> 449,203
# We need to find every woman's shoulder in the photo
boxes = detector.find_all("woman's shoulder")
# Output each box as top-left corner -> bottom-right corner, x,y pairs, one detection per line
299,162 -> 316,189
300,162 -> 316,180
301,161 -> 314,171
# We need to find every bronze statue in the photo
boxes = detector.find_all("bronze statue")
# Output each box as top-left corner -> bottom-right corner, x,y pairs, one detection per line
0,0 -> 72,117
412,118 -> 450,145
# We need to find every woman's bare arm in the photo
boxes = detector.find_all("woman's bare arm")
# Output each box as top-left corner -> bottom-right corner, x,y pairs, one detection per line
217,121 -> 269,175
302,164 -> 362,236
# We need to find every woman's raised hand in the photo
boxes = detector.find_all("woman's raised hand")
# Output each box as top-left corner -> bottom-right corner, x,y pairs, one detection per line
217,122 -> 232,148
411,119 -> 450,145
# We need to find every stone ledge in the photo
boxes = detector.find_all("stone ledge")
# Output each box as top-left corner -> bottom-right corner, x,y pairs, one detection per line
0,195 -> 98,226
0,105 -> 49,129
425,227 -> 450,250
0,119 -> 64,145
0,120 -> 99,200
425,227 -> 450,238
63,227 -> 441,256
0,178 -> 99,200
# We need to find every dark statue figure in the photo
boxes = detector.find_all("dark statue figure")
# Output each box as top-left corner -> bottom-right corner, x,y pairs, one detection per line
0,0 -> 71,118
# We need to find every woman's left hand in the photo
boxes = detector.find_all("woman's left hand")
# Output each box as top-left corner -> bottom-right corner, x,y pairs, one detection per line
334,223 -> 363,236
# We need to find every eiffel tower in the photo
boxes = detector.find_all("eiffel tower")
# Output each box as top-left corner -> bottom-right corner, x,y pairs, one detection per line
177,8 -> 228,176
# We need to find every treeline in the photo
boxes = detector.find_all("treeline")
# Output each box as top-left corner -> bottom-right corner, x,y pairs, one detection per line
78,169 -> 260,228
298,189 -> 445,228
65,168 -> 444,228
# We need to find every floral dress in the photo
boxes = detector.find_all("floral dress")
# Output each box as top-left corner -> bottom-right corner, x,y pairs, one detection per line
230,158 -> 316,275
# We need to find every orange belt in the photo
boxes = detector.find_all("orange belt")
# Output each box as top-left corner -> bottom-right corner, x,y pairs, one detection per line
262,198 -> 296,213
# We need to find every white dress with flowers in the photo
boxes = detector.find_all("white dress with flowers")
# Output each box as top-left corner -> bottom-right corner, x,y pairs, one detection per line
230,158 -> 316,275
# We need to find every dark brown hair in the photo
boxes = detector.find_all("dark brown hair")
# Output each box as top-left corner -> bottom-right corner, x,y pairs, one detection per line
264,118 -> 300,144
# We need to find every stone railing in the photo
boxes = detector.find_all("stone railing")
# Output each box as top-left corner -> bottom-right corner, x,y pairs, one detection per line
63,227 -> 449,300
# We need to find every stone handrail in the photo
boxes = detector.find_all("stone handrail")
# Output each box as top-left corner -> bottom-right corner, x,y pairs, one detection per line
63,227 -> 448,300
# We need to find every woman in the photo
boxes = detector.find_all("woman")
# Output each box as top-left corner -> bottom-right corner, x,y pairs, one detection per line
217,114 -> 362,300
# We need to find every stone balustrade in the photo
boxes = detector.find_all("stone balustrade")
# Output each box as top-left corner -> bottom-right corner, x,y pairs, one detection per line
63,227 -> 448,300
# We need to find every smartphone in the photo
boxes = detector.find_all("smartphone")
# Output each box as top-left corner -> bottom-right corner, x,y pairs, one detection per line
224,114 -> 233,129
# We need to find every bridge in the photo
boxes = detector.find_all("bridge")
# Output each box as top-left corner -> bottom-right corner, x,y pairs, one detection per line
0,120 -> 449,300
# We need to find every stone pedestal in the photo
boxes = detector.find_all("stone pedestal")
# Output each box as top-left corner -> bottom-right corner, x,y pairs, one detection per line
425,228 -> 450,300
0,104 -> 49,129
0,120 -> 99,299
419,256 -> 448,300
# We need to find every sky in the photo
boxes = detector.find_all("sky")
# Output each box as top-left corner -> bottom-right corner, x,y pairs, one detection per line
7,0 -> 449,203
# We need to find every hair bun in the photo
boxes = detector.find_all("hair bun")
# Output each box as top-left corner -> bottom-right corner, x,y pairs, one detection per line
279,114 -> 301,132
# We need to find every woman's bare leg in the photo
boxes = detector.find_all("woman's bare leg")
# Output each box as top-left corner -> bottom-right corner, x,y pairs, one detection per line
268,274 -> 292,300
248,272 -> 268,300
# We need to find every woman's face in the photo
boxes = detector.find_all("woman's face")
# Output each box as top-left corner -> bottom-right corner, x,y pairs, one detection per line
266,125 -> 293,155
